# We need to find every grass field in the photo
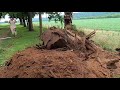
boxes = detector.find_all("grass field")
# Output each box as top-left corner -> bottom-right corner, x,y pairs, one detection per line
0,18 -> 120,65
0,25 -> 43,65
33,18 -> 120,32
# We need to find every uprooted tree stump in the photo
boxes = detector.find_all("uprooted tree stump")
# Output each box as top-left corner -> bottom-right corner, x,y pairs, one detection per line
37,27 -> 101,56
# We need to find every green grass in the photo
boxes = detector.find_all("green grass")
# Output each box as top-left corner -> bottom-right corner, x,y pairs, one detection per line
72,18 -> 120,31
34,18 -> 120,32
0,24 -> 43,65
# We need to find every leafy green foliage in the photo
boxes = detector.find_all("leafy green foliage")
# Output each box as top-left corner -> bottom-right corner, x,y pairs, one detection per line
6,12 -> 36,19
47,12 -> 64,26
0,12 -> 7,18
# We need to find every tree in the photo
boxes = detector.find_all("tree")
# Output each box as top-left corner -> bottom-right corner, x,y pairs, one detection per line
47,12 -> 73,28
23,12 -> 36,28
47,12 -> 64,28
16,12 -> 26,26
19,18 -> 23,25
7,12 -> 25,26
28,12 -> 34,31
39,12 -> 42,39
0,12 -> 6,18
15,12 -> 28,27
7,12 -> 28,27
7,12 -> 36,31
47,12 -> 73,29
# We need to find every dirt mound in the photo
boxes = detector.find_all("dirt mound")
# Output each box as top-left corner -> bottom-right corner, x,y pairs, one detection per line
0,47 -> 120,78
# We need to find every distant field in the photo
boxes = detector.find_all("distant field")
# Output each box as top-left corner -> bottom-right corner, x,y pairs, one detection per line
73,18 -> 120,31
1,18 -> 120,32
33,18 -> 120,32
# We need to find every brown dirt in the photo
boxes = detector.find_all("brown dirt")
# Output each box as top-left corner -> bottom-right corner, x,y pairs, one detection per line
0,47 -> 120,78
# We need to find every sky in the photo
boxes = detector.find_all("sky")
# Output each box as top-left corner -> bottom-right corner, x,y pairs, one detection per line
0,12 -> 79,22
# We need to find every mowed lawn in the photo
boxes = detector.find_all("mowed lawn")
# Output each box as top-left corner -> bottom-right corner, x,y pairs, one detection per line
33,18 -> 120,32
0,24 -> 42,65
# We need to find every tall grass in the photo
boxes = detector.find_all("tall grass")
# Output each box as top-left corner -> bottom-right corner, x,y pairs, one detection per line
79,29 -> 120,51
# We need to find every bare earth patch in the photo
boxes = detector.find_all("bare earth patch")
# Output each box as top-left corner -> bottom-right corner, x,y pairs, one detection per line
0,47 -> 119,78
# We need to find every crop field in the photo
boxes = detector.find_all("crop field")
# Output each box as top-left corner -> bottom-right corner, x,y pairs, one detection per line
33,18 -> 120,32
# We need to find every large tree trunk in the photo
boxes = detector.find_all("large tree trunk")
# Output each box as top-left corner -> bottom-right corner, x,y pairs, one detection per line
28,12 -> 34,31
19,18 -> 23,25
64,12 -> 72,28
26,18 -> 29,28
22,17 -> 26,27
39,12 -> 42,39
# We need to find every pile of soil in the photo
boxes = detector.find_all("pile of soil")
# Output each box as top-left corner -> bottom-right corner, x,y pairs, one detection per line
0,27 -> 120,78
0,47 -> 119,78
